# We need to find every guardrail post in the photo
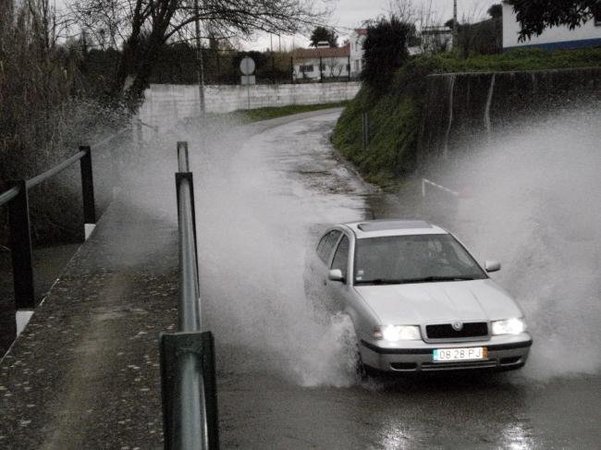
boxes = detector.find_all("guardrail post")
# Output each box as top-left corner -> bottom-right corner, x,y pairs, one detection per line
79,145 -> 96,240
8,180 -> 35,309
201,331 -> 219,449
162,141 -> 219,449
160,331 -> 219,450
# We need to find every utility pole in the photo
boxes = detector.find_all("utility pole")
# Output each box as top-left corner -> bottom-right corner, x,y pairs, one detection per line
194,0 -> 205,116
452,0 -> 458,51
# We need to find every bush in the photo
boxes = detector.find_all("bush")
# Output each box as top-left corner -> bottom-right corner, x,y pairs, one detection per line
0,2 -> 128,244
361,16 -> 414,91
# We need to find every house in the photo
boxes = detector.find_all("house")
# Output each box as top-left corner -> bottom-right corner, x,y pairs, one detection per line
503,1 -> 601,50
349,28 -> 367,78
348,26 -> 452,69
420,26 -> 453,53
292,43 -> 351,81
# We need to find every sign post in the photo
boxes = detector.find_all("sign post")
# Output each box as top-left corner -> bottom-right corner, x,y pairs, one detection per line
240,56 -> 256,110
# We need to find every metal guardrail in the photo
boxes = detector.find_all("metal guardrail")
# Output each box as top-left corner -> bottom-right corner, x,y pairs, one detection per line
421,178 -> 460,198
0,119 -> 160,313
160,141 -> 219,450
0,146 -> 96,311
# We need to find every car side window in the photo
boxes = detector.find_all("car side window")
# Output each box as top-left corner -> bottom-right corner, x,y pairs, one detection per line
331,235 -> 350,280
317,230 -> 342,263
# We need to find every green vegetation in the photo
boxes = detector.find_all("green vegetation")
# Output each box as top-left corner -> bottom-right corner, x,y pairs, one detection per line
361,16 -> 413,91
332,47 -> 601,188
229,102 -> 349,122
332,59 -> 433,188
411,47 -> 601,73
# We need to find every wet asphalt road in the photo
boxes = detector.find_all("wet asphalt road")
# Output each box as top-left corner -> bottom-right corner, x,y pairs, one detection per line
181,110 -> 601,449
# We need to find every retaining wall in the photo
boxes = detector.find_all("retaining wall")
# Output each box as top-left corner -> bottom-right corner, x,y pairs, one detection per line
139,82 -> 361,126
418,67 -> 601,162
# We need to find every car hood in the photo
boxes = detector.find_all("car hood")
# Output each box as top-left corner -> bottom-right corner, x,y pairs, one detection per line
354,279 -> 523,324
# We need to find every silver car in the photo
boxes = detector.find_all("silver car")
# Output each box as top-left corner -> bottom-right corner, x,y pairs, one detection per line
306,219 -> 532,373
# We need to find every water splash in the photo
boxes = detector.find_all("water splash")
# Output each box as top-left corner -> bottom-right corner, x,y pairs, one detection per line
294,313 -> 359,388
442,103 -> 601,380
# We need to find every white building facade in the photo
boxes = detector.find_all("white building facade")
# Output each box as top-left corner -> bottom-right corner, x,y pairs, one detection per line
503,2 -> 601,50
349,29 -> 367,79
292,44 -> 351,82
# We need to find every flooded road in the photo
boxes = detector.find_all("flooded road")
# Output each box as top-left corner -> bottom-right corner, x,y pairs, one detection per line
179,110 -> 601,448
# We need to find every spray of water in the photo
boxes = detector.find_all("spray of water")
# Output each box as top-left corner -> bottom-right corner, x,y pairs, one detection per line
134,95 -> 601,387
439,103 -> 601,379
167,113 -> 368,387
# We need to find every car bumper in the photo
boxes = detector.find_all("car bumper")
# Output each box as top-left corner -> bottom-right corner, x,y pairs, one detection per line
359,334 -> 532,372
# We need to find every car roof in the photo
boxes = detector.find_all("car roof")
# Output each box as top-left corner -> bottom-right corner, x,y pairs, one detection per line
343,219 -> 448,238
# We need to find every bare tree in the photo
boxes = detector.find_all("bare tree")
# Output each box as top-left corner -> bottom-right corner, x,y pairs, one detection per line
387,0 -> 447,53
325,57 -> 343,78
68,0 -> 328,110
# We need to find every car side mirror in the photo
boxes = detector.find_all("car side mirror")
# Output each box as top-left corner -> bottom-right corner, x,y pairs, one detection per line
485,260 -> 501,273
328,269 -> 345,282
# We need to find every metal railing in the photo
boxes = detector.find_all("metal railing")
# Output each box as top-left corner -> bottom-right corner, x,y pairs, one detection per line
0,119 -> 157,352
421,178 -> 460,198
160,141 -> 219,450
0,146 -> 96,311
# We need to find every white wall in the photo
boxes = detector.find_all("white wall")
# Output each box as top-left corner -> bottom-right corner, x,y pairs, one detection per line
294,58 -> 321,80
138,82 -> 361,127
292,57 -> 350,80
503,3 -> 601,49
349,32 -> 366,78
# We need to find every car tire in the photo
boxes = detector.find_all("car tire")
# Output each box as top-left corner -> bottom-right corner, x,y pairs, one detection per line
355,350 -> 379,380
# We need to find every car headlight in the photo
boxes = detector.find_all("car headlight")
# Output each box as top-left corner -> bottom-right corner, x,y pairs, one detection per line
374,325 -> 421,341
492,318 -> 526,335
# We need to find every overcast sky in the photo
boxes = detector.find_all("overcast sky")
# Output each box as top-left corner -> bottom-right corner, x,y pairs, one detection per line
245,0 -> 500,50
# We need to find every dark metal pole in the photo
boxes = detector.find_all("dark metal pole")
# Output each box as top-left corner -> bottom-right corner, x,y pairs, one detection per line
453,0 -> 458,51
319,56 -> 323,83
362,112 -> 369,151
9,181 -> 35,309
347,55 -> 351,81
79,146 -> 96,226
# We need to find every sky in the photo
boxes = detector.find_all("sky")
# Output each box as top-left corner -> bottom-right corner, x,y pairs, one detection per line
244,0 -> 500,50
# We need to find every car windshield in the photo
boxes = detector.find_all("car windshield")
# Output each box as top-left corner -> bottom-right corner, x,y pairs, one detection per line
354,234 -> 487,285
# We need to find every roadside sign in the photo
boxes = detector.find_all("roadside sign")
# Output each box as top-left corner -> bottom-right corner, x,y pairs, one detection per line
240,57 -> 256,75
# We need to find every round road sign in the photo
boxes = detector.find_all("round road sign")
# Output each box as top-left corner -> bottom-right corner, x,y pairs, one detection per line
240,56 -> 256,75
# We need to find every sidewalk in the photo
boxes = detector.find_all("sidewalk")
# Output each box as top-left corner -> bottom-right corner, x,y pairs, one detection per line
0,183 -> 179,448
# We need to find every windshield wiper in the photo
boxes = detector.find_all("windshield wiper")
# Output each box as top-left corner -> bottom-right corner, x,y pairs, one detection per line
355,276 -> 479,285
355,278 -> 404,285
400,276 -> 477,283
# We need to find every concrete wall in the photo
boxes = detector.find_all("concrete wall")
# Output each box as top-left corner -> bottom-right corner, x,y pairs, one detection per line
418,67 -> 601,163
503,3 -> 601,49
138,82 -> 360,126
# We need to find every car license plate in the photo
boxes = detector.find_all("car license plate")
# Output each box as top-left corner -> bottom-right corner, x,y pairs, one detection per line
433,347 -> 487,362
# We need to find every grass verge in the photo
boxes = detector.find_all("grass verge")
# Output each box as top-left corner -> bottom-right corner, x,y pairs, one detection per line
227,101 -> 349,123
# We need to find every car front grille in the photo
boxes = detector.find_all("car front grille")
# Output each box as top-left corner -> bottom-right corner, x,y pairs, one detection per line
426,322 -> 489,340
